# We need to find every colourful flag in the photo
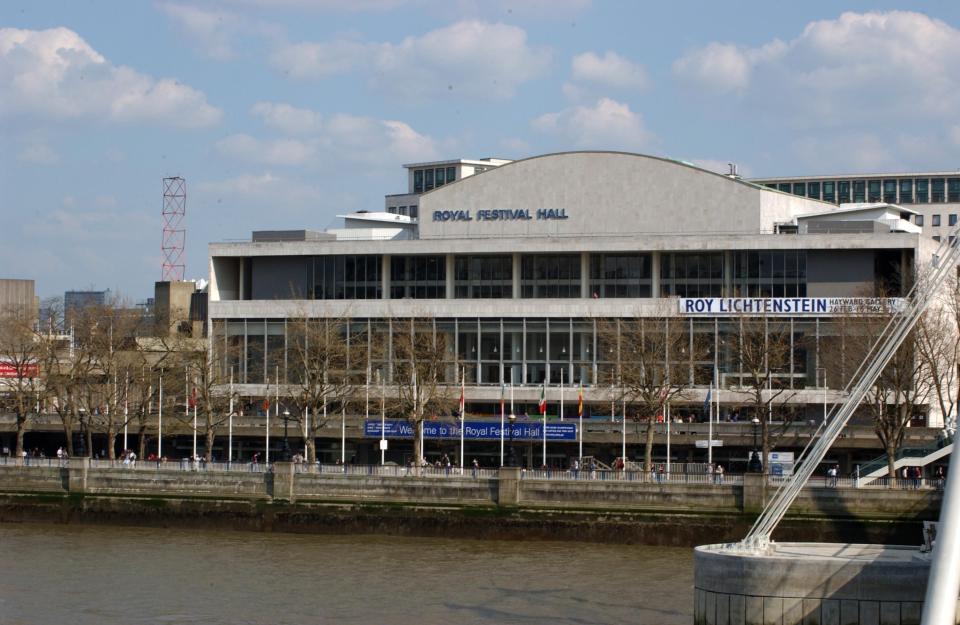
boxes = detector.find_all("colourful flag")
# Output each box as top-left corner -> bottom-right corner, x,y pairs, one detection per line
577,384 -> 583,418
459,373 -> 465,417
538,384 -> 547,416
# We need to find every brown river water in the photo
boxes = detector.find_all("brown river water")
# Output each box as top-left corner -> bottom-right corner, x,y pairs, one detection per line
0,524 -> 693,625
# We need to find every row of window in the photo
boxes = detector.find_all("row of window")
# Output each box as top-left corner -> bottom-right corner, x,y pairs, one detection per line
213,316 -> 850,388
412,167 -> 457,193
915,214 -> 958,227
386,205 -> 419,219
766,177 -> 960,204
286,252 -> 814,300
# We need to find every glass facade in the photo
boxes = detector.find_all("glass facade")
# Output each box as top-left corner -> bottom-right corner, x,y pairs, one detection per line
390,255 -> 445,299
520,254 -> 581,298
660,253 -> 723,297
759,175 -> 960,206
312,255 -> 381,300
215,315 -> 867,391
454,255 -> 512,298
589,253 -> 652,298
732,250 -> 807,297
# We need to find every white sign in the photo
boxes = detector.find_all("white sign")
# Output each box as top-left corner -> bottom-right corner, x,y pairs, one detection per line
679,297 -> 904,316
379,439 -> 389,451
767,451 -> 795,476
695,439 -> 723,448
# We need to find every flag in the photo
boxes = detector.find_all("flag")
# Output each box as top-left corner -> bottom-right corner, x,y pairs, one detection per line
577,384 -> 583,418
188,387 -> 197,408
500,384 -> 505,416
262,398 -> 270,413
459,372 -> 466,417
703,386 -> 711,415
538,384 -> 547,416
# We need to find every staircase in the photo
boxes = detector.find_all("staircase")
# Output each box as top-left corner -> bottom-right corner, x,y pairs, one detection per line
857,435 -> 953,485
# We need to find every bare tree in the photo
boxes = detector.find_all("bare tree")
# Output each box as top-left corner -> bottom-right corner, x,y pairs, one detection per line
285,317 -> 355,463
732,314 -> 795,472
600,316 -> 705,473
0,309 -> 41,456
391,318 -> 454,469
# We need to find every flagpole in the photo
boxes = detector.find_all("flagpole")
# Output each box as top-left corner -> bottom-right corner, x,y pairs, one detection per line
187,367 -> 193,459
158,373 -> 163,459
123,373 -> 128,452
621,396 -> 626,467
499,383 -> 505,467
578,383 -> 583,461
560,369 -> 564,422
460,367 -> 465,475
708,377 -> 713,467
228,367 -> 234,464
542,384 -> 547,469
666,401 -> 671,475
380,370 -> 386,466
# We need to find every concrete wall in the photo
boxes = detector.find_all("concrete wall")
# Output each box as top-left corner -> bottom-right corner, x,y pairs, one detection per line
0,463 -> 938,522
418,152 -> 828,240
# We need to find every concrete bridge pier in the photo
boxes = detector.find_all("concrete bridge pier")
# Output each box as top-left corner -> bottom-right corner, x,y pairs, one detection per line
694,542 -> 937,625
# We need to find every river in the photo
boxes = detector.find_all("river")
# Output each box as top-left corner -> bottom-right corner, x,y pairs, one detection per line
0,524 -> 693,625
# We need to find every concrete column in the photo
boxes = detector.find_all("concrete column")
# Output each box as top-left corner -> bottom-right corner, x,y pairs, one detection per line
67,457 -> 90,494
272,461 -> 296,502
581,252 -> 590,298
742,473 -> 767,513
512,252 -> 521,299
498,466 -> 521,506
381,255 -> 391,299
445,254 -> 455,299
723,251 -> 733,297
238,258 -> 246,301
650,251 -> 661,297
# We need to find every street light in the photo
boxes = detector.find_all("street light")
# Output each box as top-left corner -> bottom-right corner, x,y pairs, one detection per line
507,412 -> 516,467
816,367 -> 827,426
748,416 -> 762,473
281,409 -> 291,461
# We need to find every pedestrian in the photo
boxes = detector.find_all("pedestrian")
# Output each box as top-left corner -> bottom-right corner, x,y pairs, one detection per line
827,465 -> 837,487
472,458 -> 479,478
714,463 -> 724,485
572,458 -> 580,479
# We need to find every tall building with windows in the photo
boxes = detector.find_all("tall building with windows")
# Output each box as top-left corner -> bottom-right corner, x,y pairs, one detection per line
208,152 -> 939,447
751,171 -> 960,243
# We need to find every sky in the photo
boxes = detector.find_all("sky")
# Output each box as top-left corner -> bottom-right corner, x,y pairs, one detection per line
3,0 -> 960,301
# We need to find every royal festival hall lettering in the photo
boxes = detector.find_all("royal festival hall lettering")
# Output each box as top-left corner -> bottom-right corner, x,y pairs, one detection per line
364,419 -> 577,441
679,298 -> 904,315
431,208 -> 569,222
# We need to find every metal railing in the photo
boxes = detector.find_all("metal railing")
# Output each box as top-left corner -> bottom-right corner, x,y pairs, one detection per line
520,468 -> 743,485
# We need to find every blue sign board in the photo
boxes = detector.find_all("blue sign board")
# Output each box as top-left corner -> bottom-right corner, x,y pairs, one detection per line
364,419 -> 576,442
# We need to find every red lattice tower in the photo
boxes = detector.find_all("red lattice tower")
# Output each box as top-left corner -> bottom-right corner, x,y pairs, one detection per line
161,176 -> 186,281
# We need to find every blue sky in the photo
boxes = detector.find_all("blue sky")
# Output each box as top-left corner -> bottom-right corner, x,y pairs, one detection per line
3,0 -> 960,300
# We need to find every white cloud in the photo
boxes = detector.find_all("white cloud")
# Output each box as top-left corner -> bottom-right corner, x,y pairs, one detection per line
672,11 -> 960,122
532,98 -> 654,150
0,27 -> 221,127
159,3 -> 244,60
571,50 -> 648,90
215,133 -> 316,165
251,101 -> 324,134
271,20 -> 551,100
218,105 -> 439,168
17,142 -> 59,165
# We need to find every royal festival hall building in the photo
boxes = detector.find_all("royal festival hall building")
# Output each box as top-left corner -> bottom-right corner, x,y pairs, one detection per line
206,151 -> 942,467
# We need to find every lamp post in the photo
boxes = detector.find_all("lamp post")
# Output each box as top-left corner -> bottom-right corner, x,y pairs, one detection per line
282,409 -> 291,461
748,416 -> 762,473
507,412 -> 516,467
817,367 -> 827,425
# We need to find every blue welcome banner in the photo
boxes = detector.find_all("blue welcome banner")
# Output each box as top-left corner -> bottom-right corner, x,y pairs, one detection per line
364,419 -> 576,442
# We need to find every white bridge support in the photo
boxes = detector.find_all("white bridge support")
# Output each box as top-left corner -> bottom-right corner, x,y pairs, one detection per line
693,234 -> 960,624
921,445 -> 960,624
